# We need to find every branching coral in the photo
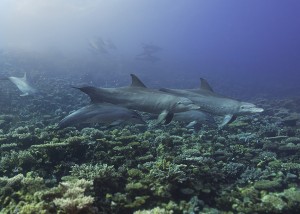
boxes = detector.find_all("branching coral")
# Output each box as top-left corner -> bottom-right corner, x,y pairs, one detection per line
53,178 -> 96,214
70,163 -> 119,181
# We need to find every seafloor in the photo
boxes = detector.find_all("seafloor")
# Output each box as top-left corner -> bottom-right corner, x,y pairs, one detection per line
1,76 -> 300,214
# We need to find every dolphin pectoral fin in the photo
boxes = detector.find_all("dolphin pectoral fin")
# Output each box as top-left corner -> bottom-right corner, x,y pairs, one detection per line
156,110 -> 174,125
229,115 -> 237,124
186,121 -> 197,128
20,93 -> 29,96
164,112 -> 174,125
219,114 -> 237,128
156,110 -> 168,124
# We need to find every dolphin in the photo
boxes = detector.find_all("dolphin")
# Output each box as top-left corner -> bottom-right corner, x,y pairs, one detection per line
88,38 -> 109,54
58,103 -> 145,129
135,53 -> 160,63
103,39 -> 117,50
173,110 -> 215,128
1,73 -> 38,96
141,43 -> 162,54
74,74 -> 200,124
160,78 -> 263,127
88,37 -> 116,54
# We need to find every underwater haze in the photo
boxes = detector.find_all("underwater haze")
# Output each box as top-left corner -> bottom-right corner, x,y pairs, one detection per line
1,1 -> 300,213
1,0 -> 299,98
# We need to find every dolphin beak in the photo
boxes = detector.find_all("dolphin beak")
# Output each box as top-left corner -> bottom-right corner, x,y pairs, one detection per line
189,104 -> 201,110
253,107 -> 264,113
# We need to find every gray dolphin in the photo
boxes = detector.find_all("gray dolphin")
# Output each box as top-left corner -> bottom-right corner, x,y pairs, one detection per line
88,38 -> 109,54
173,110 -> 215,128
88,37 -> 116,54
2,73 -> 38,96
142,43 -> 162,54
135,53 -> 160,63
103,39 -> 117,50
74,74 -> 200,124
160,78 -> 263,127
58,103 -> 145,129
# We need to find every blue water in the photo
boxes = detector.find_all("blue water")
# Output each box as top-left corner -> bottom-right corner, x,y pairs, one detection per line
1,0 -> 299,99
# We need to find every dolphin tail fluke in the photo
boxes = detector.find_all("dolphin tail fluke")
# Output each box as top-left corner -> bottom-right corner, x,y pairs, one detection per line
73,86 -> 104,103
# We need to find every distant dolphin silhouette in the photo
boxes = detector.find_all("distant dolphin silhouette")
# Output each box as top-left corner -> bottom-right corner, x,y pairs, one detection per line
1,73 -> 38,96
141,43 -> 162,54
135,53 -> 160,63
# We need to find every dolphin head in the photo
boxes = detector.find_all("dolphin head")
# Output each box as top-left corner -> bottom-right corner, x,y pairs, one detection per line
238,102 -> 264,115
174,97 -> 201,112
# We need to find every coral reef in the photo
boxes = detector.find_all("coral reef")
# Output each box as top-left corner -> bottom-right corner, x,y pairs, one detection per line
1,77 -> 300,213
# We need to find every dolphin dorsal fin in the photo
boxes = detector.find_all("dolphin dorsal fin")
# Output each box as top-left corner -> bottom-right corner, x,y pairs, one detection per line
73,86 -> 104,103
130,74 -> 147,88
200,78 -> 213,92
23,72 -> 27,80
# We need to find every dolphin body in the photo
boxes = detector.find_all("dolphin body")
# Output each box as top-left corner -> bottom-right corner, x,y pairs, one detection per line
74,74 -> 200,124
3,73 -> 38,96
142,43 -> 162,54
88,38 -> 109,54
58,103 -> 145,129
160,78 -> 264,127
135,53 -> 160,63
88,37 -> 116,54
173,110 -> 215,128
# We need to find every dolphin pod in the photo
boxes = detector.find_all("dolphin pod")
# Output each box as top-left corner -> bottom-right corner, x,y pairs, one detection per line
1,72 -> 263,129
74,74 -> 200,125
61,74 -> 262,129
